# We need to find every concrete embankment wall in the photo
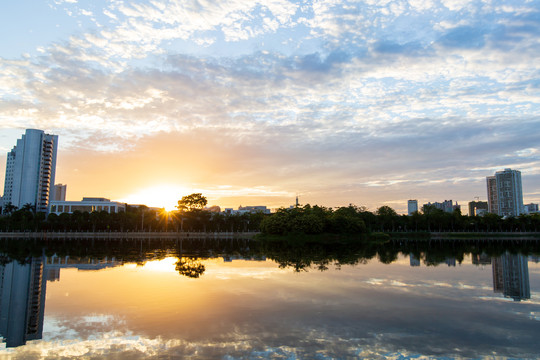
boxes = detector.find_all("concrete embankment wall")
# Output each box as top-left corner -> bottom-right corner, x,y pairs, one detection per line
0,231 -> 260,240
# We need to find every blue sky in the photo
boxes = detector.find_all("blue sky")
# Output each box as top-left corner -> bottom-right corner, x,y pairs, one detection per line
1,0 -> 540,212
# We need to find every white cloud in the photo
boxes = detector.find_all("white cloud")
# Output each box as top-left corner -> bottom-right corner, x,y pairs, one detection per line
2,0 -> 540,208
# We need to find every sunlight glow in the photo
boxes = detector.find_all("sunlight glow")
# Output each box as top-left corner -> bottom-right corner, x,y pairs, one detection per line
118,185 -> 192,211
142,258 -> 178,273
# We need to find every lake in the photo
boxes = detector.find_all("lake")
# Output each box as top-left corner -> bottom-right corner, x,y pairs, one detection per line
0,238 -> 539,359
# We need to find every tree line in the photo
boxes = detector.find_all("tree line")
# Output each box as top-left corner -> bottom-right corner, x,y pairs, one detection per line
1,195 -> 540,233
259,203 -> 540,235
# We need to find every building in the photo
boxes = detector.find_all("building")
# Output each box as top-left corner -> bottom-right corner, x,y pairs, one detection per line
423,200 -> 460,213
486,176 -> 498,214
49,197 -> 126,215
407,200 -> 418,215
3,129 -> 58,213
238,206 -> 271,214
223,206 -> 271,215
53,184 -> 67,201
486,169 -> 524,217
468,201 -> 488,216
524,203 -> 539,214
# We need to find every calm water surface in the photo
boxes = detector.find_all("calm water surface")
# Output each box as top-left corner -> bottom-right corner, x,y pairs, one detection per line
0,239 -> 539,359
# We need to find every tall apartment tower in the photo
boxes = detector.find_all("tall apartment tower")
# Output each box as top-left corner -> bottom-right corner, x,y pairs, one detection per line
486,169 -> 524,217
407,200 -> 418,215
486,176 -> 498,214
3,129 -> 58,213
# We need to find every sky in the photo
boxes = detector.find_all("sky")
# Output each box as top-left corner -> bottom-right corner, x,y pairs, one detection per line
1,0 -> 540,213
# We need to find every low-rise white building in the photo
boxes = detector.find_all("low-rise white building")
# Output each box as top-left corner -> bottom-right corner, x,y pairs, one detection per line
223,206 -> 271,215
49,197 -> 126,215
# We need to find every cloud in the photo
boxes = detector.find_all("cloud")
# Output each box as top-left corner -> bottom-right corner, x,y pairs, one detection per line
439,26 -> 486,48
2,0 -> 540,209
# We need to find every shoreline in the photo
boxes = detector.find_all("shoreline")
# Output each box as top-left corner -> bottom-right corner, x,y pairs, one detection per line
1,231 -> 540,241
0,231 -> 260,240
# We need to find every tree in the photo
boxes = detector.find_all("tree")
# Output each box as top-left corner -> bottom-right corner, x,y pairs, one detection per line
175,257 -> 206,278
21,203 -> 35,213
3,202 -> 17,215
376,206 -> 398,231
176,193 -> 208,212
482,213 -> 501,232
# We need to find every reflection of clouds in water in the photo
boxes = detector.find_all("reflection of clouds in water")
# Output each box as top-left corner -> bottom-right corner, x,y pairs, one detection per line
8,328 -> 532,360
365,277 -> 481,291
389,280 -> 408,287
529,312 -> 540,321
6,306 -> 539,359
43,315 -> 126,341
0,329 -> 475,360
366,278 -> 384,285
209,267 -> 283,280
6,332 -> 183,359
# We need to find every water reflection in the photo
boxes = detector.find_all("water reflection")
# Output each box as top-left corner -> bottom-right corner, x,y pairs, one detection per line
493,253 -> 530,301
411,251 -> 532,301
0,237 -> 538,358
0,256 -> 46,347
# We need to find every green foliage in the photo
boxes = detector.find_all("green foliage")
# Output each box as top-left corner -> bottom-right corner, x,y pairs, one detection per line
260,205 -> 367,236
176,193 -> 208,212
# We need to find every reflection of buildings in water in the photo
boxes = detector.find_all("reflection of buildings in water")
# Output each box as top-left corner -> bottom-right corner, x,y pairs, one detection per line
445,257 -> 456,267
0,257 -> 47,348
472,253 -> 492,266
222,255 -> 266,262
0,255 -> 122,348
409,254 -> 420,267
492,253 -> 530,301
44,255 -> 122,282
408,254 -> 456,267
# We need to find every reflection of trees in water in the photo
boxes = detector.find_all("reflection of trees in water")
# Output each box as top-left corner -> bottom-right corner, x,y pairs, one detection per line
259,238 -> 540,272
175,257 -> 206,278
0,237 -> 539,274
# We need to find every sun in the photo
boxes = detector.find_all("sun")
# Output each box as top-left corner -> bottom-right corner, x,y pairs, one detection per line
118,185 -> 192,211
142,257 -> 178,273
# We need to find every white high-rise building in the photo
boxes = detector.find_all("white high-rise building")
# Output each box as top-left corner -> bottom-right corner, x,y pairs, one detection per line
407,200 -> 418,215
3,129 -> 58,213
486,168 -> 524,217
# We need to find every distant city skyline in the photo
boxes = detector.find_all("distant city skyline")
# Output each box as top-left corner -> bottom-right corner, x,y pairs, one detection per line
1,128 -> 538,214
1,1 -> 540,213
